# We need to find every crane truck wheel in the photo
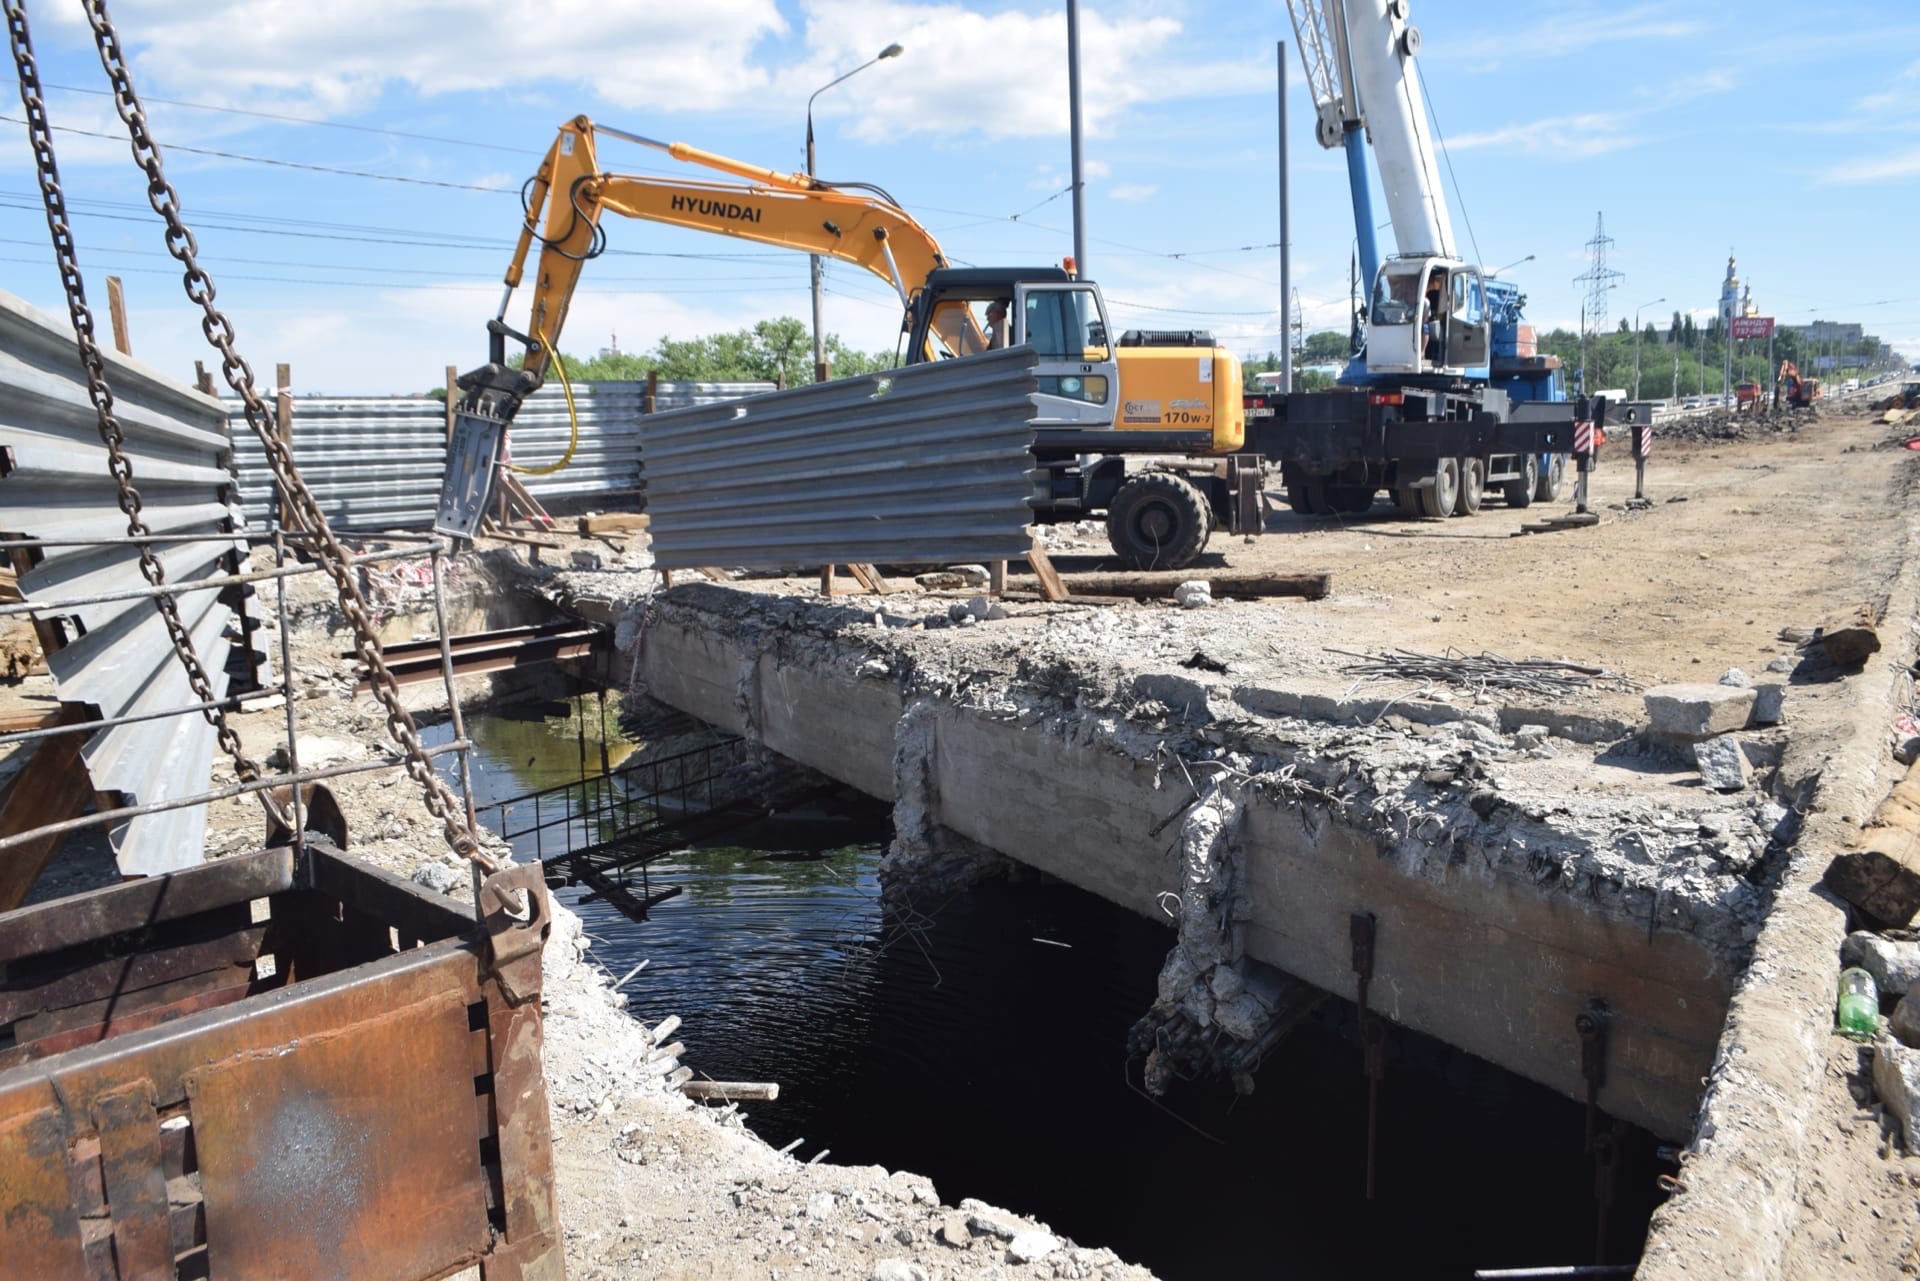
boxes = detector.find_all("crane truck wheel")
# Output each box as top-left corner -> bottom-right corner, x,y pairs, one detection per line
1393,485 -> 1423,516
1503,454 -> 1537,508
1417,458 -> 1459,518
1106,472 -> 1210,570
1534,453 -> 1567,502
1452,457 -> 1485,516
1331,485 -> 1376,514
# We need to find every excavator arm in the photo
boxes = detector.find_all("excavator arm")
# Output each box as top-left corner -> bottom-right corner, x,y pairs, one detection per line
499,116 -> 952,381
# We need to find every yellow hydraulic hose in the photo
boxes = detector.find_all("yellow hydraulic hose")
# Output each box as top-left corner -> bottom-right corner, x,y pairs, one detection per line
511,330 -> 580,475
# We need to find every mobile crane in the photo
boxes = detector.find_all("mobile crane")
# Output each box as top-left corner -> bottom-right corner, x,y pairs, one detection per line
439,117 -> 1251,566
1255,0 -> 1579,517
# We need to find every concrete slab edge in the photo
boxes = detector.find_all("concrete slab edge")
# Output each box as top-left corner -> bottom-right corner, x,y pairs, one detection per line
1636,492 -> 1920,1280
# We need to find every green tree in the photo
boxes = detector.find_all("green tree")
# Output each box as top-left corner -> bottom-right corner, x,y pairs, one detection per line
1300,330 -> 1351,363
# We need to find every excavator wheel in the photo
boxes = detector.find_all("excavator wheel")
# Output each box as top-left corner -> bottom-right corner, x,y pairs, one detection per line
1503,454 -> 1537,508
1534,453 -> 1567,502
1106,472 -> 1210,570
1417,458 -> 1459,518
1452,457 -> 1485,516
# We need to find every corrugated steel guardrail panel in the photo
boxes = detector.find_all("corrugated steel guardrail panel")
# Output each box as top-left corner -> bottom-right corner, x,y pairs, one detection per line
0,289 -> 248,877
232,380 -> 773,531
640,347 -> 1041,568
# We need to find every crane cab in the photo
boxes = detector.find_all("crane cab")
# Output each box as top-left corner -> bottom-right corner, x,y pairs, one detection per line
1363,256 -> 1491,382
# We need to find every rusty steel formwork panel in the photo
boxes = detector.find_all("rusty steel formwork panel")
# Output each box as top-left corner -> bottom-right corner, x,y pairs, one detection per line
0,846 -> 564,1281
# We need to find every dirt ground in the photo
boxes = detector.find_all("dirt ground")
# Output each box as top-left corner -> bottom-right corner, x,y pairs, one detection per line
11,398 -> 1920,1278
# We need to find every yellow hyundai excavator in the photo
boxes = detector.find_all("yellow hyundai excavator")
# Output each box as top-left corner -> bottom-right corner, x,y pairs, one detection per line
442,117 -> 1250,567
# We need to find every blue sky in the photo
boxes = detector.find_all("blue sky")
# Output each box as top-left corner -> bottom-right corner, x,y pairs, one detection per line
3,0 -> 1915,393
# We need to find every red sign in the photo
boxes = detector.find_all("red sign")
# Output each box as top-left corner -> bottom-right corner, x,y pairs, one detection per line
1729,316 -> 1774,340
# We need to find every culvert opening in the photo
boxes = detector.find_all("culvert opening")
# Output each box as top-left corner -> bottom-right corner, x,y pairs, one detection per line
447,690 -> 1672,1280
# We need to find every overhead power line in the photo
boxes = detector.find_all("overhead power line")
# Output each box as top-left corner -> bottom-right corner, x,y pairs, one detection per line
0,113 -> 513,193
30,78 -> 543,155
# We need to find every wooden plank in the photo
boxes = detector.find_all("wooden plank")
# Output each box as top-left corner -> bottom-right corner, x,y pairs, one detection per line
576,512 -> 650,536
498,471 -> 556,530
105,276 -> 131,356
1025,543 -> 1069,602
989,560 -> 1007,596
193,360 -> 215,396
274,362 -> 302,532
476,519 -> 561,551
6,545 -> 63,665
444,364 -> 459,444
846,563 -> 891,594
1056,571 -> 1331,601
819,564 -> 835,598
0,706 -> 63,733
0,708 -> 98,911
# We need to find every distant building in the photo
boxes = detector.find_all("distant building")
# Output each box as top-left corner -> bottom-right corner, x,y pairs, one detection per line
1793,320 -> 1864,345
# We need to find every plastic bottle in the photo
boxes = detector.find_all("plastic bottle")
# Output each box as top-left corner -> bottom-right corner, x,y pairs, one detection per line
1837,967 -> 1880,1041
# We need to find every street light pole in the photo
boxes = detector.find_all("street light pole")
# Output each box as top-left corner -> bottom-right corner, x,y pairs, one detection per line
807,43 -> 903,383
1632,296 -> 1664,402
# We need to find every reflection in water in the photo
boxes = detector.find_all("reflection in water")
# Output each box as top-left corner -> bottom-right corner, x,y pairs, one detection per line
445,703 -> 1664,1281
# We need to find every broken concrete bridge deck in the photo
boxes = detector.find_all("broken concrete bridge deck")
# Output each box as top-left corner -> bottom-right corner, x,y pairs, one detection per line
596,577 -> 1791,1140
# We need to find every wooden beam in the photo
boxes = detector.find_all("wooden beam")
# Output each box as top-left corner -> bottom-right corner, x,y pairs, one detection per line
444,363 -> 459,444
193,360 -> 216,396
0,708 -> 99,911
105,275 -> 131,356
577,512 -> 650,536
0,707 -> 63,734
1057,571 -> 1332,601
846,563 -> 892,594
5,544 -> 64,665
819,564 -> 836,598
989,560 -> 1008,596
274,363 -> 302,532
1025,543 -> 1069,602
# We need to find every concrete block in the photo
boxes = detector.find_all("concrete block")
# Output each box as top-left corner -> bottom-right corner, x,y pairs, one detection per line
1174,580 -> 1213,609
1851,933 -> 1920,996
1826,833 -> 1920,926
1892,993 -> 1920,1048
1750,683 -> 1785,726
1693,736 -> 1752,792
1007,1232 -> 1059,1265
1644,684 -> 1758,740
1876,1037 -> 1920,1151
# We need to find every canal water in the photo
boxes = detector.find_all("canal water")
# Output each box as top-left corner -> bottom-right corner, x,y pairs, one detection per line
441,699 -> 1667,1280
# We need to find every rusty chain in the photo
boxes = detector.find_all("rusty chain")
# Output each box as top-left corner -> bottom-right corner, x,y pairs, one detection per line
7,0 -> 498,875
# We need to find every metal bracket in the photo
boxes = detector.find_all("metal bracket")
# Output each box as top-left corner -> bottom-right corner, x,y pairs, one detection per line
1591,1127 -> 1620,1265
1576,997 -> 1610,1150
479,863 -> 551,1007
1349,911 -> 1377,1028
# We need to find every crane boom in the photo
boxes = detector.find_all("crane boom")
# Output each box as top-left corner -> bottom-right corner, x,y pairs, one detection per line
1284,0 -> 1454,274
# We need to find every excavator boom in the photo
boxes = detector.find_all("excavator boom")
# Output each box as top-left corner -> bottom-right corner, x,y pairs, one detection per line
501,116 -> 947,379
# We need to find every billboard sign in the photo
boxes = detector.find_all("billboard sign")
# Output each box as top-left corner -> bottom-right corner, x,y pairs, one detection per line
1728,316 -> 1774,340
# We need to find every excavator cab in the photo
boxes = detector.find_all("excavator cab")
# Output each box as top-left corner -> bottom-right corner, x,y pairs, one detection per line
906,268 -> 1117,429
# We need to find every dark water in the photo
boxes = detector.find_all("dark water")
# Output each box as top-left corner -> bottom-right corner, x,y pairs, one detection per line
438,702 -> 1667,1281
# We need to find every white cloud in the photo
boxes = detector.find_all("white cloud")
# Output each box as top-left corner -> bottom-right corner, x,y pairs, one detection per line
44,1 -> 1249,146
1820,147 -> 1920,185
1108,184 -> 1157,203
48,0 -> 788,117
1443,112 -> 1642,158
1447,4 -> 1706,71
